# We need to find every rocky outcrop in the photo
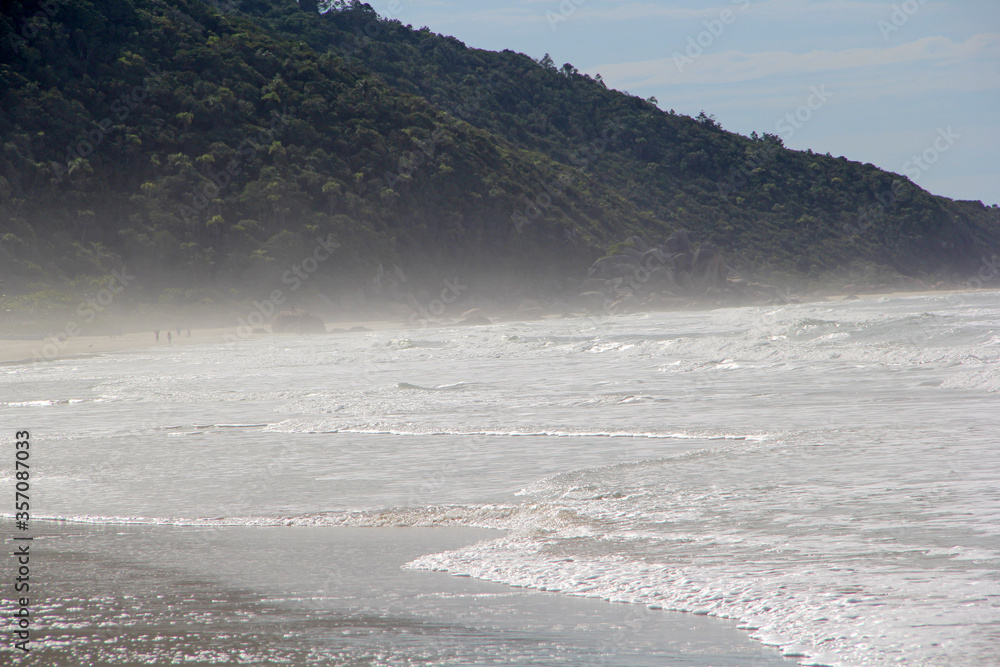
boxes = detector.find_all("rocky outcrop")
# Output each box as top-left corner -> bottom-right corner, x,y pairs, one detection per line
271,309 -> 327,334
574,232 -> 799,313
580,231 -> 730,305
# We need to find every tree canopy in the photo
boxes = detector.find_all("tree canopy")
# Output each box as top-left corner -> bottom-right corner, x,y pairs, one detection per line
1,0 -> 997,306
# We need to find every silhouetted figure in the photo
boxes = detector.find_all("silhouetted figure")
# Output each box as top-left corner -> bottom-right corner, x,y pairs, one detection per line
154,330 -> 160,342
167,331 -> 172,344
186,329 -> 191,337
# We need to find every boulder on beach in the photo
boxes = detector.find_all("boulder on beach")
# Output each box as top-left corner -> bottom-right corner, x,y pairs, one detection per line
457,315 -> 492,326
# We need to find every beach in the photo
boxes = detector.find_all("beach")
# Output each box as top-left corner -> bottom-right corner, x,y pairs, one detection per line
1,287 -> 989,366
3,288 -> 998,665
0,327 -> 237,366
8,522 -> 797,666
0,322 -> 399,366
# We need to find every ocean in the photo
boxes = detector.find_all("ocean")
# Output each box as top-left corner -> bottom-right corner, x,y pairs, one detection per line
2,291 -> 998,666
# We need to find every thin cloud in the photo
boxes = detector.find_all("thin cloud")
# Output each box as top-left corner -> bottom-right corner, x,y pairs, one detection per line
553,0 -> 895,23
397,0 -> 893,30
589,33 -> 1000,88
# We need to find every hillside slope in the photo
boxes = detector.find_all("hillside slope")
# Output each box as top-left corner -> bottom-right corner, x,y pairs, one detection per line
0,0 -> 667,304
1,0 -> 998,310
251,0 -> 1000,279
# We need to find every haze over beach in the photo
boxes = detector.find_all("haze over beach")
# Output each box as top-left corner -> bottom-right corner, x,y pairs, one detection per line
1,0 -> 999,666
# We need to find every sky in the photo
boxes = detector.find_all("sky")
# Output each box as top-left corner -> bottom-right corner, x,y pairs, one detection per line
365,0 -> 999,206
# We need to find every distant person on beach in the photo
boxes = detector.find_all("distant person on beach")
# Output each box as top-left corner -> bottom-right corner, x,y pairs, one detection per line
167,331 -> 172,343
154,330 -> 160,342
177,326 -> 181,336
186,329 -> 191,337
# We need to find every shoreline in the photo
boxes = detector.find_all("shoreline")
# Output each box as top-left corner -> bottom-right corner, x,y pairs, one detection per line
1,286 -> 994,365
12,520 -> 799,666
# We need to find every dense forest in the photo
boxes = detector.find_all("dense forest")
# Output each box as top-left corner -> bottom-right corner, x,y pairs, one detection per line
1,0 -> 998,316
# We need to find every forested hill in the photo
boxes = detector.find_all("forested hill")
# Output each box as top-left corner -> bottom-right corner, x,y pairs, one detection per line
1,0 -> 998,308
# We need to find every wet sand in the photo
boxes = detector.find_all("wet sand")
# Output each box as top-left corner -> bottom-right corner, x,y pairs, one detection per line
3,521 -> 798,666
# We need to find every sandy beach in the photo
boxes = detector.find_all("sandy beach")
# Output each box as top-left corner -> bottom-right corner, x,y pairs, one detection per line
5,521 -> 797,666
0,327 -> 236,365
2,287 -> 992,366
0,321 -> 400,365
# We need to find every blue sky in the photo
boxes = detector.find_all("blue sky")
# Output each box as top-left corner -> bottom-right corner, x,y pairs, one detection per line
368,0 -> 999,206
